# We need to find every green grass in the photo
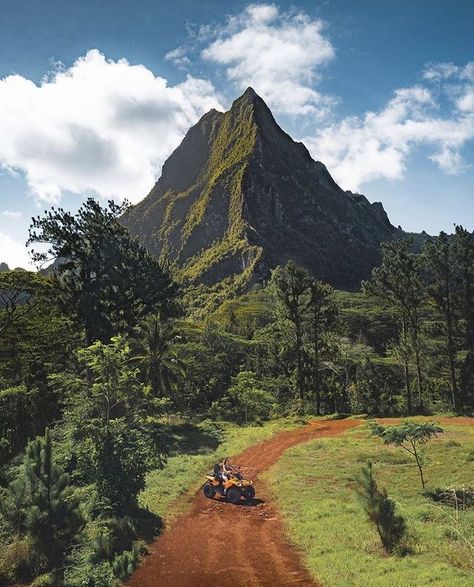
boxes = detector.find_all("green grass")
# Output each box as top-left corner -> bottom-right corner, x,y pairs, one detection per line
140,417 -> 300,524
264,418 -> 474,587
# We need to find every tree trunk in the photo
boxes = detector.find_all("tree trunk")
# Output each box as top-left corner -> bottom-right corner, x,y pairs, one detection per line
404,361 -> 412,413
446,309 -> 458,409
295,321 -> 304,402
401,319 -> 412,413
410,312 -> 423,411
313,321 -> 321,415
414,347 -> 423,411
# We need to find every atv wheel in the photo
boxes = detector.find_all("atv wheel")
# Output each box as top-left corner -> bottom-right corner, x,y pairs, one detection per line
244,486 -> 255,503
226,486 -> 241,504
203,483 -> 215,499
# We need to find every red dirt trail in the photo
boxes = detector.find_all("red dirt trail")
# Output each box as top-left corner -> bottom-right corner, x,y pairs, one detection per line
127,418 -> 359,587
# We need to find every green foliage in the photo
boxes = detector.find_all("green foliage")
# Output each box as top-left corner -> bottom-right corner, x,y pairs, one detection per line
112,545 -> 140,580
131,314 -> 185,397
209,288 -> 273,336
209,371 -> 274,424
30,573 -> 55,587
27,197 -> 178,344
1,429 -> 83,578
172,322 -> 254,411
370,420 -> 444,488
270,261 -> 311,404
423,232 -> 461,409
363,238 -> 426,411
0,386 -> 37,459
57,336 -> 167,511
0,271 -> 53,338
349,359 -> 398,415
354,461 -> 406,553
0,271 -> 76,459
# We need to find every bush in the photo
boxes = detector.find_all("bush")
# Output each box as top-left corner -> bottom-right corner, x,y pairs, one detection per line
208,371 -> 274,424
94,424 -> 153,512
64,555 -> 118,587
30,574 -> 54,587
112,546 -> 140,581
0,538 -> 40,585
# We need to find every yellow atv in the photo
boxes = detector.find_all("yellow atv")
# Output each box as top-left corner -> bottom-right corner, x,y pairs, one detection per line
203,463 -> 255,504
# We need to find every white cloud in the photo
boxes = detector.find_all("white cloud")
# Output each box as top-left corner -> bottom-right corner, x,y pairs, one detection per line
2,210 -> 22,218
200,3 -> 335,116
0,50 -> 223,203
0,231 -> 31,269
423,61 -> 474,114
165,46 -> 191,69
305,70 -> 474,191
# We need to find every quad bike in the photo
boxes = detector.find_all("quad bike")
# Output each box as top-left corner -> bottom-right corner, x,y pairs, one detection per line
203,463 -> 256,504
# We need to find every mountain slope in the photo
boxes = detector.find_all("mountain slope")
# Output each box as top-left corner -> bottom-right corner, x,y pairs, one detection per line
123,88 -> 401,291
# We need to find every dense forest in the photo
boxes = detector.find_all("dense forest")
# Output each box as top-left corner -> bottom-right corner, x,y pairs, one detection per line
0,198 -> 473,586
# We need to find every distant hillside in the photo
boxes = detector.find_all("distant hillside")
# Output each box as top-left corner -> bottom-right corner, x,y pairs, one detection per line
123,88 -> 406,292
0,262 -> 10,272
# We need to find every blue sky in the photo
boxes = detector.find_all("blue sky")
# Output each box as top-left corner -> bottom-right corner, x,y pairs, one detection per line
0,0 -> 473,267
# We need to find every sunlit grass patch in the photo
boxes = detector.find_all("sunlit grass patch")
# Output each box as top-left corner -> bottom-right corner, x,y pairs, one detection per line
265,418 -> 474,586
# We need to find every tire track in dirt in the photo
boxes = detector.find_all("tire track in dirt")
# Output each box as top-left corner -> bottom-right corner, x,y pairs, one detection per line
127,418 -> 359,587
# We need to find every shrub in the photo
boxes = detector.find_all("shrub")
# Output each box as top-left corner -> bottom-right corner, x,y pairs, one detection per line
209,371 -> 274,424
63,555 -> 117,587
112,546 -> 140,581
30,574 -> 54,587
0,538 -> 39,584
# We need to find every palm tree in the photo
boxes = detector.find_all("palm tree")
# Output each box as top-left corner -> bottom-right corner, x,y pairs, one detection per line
133,315 -> 185,396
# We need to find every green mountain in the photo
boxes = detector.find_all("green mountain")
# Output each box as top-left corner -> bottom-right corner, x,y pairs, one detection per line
123,87 -> 401,292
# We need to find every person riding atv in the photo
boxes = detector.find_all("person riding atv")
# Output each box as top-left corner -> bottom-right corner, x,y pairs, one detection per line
204,457 -> 255,504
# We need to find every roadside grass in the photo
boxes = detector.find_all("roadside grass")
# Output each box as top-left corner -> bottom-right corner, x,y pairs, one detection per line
264,417 -> 474,587
140,417 -> 302,524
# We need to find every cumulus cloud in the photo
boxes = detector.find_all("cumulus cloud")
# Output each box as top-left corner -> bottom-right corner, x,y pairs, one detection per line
165,46 -> 191,69
0,50 -> 223,203
423,61 -> 474,114
0,231 -> 31,268
305,68 -> 474,191
200,3 -> 335,116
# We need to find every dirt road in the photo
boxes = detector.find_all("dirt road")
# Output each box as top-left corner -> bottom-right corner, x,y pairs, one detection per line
127,418 -> 359,587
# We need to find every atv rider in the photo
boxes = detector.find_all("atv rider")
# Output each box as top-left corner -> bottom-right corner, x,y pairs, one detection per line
212,458 -> 231,484
221,457 -> 232,483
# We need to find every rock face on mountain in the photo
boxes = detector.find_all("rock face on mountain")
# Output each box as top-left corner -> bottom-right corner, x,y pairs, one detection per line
123,88 -> 401,291
0,262 -> 10,272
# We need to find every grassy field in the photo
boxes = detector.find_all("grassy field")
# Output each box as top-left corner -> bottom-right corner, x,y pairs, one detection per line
265,417 -> 474,587
140,417 -> 301,523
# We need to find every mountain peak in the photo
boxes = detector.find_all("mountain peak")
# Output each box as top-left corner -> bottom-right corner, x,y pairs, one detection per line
240,86 -> 258,100
228,86 -> 287,143
230,86 -> 265,114
123,89 -> 400,295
